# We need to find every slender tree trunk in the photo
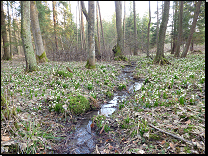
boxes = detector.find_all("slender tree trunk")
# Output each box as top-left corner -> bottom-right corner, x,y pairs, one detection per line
133,1 -> 137,56
156,1 -> 159,48
174,1 -> 183,57
95,1 -> 101,60
190,40 -> 194,51
30,1 -> 48,63
21,1 -> 37,72
12,4 -> 19,55
181,1 -> 202,58
153,1 -> 170,65
115,1 -> 123,57
147,1 -> 151,57
52,1 -> 58,55
7,1 -> 12,58
97,1 -> 105,56
1,1 -> 10,60
81,1 -> 96,69
123,1 -> 126,55
172,1 -> 178,54
76,3 -> 78,52
80,2 -> 86,51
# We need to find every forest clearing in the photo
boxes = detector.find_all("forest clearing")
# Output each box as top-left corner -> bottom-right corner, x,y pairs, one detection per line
1,1 -> 205,154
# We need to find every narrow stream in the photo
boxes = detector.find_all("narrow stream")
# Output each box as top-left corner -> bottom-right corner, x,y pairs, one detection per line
55,64 -> 143,154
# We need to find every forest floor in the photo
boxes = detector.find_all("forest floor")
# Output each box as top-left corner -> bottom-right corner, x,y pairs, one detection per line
1,47 -> 205,154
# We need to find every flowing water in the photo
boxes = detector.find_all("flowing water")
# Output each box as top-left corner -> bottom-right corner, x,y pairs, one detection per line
54,64 -> 143,154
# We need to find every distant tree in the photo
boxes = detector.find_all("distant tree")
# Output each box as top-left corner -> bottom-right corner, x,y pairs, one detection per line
52,1 -> 58,56
171,1 -> 178,54
81,1 -> 96,69
114,1 -> 123,57
21,1 -> 37,72
95,1 -> 101,60
7,1 -> 12,58
153,1 -> 170,65
133,1 -> 137,56
123,1 -> 126,54
147,1 -> 151,57
174,1 -> 183,57
30,1 -> 48,63
181,1 -> 202,58
1,1 -> 10,60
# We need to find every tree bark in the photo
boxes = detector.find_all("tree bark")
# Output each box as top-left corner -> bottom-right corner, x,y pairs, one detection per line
123,1 -> 126,54
1,1 -> 10,60
174,1 -> 183,57
115,1 -> 123,57
181,1 -> 202,58
95,1 -> 101,60
7,1 -> 12,58
171,1 -> 178,54
52,1 -> 58,55
30,1 -> 48,63
153,1 -> 170,65
133,1 -> 137,56
147,1 -> 151,57
156,1 -> 159,48
97,1 -> 106,56
80,2 -> 86,51
81,1 -> 96,69
21,1 -> 37,72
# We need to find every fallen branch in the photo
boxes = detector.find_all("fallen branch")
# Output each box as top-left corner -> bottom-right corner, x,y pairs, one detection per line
148,123 -> 193,145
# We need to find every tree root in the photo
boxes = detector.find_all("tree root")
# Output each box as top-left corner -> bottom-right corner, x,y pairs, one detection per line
153,57 -> 171,65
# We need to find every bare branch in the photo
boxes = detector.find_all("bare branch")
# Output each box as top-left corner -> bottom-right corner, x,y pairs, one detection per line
81,1 -> 88,22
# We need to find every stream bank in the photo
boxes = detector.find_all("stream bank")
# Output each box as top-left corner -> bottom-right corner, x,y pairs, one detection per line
52,62 -> 143,154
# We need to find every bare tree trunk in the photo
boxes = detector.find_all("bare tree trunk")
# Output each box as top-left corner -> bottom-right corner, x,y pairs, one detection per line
1,1 -> 10,60
30,1 -> 48,63
97,1 -> 106,57
114,1 -> 123,57
156,1 -> 159,49
153,1 -> 170,65
80,2 -> 86,51
174,1 -> 183,57
133,1 -> 137,56
190,40 -> 194,51
123,1 -> 126,55
21,1 -> 37,72
81,1 -> 96,69
95,1 -> 101,60
52,1 -> 58,56
147,1 -> 151,57
7,1 -> 12,58
172,1 -> 178,54
181,1 -> 202,58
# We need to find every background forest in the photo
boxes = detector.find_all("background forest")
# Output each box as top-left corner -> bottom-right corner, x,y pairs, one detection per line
1,1 -> 205,154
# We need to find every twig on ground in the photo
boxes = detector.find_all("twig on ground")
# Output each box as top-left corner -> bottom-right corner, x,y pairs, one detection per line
148,123 -> 193,145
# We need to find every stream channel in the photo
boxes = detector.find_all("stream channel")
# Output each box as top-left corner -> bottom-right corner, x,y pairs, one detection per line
54,63 -> 143,154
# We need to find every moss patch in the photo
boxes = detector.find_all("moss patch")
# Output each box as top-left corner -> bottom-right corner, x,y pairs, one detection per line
85,60 -> 96,69
36,51 -> 48,63
67,94 -> 90,115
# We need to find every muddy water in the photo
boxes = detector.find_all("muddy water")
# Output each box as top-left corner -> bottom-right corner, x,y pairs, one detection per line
59,65 -> 143,154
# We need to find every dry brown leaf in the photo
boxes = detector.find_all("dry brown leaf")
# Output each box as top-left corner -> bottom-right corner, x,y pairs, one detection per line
2,136 -> 11,141
161,140 -> 166,145
108,145 -> 113,150
106,139 -> 113,142
169,142 -> 175,150
185,119 -> 191,125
